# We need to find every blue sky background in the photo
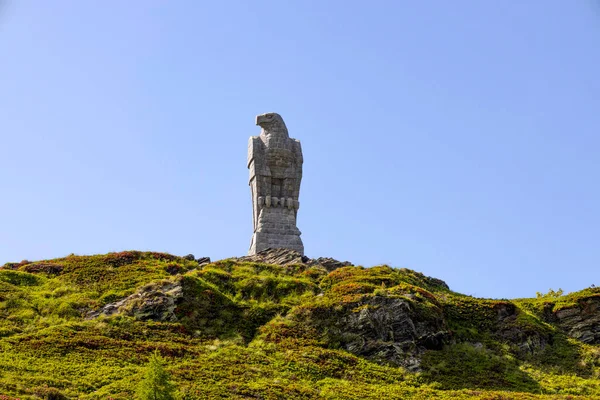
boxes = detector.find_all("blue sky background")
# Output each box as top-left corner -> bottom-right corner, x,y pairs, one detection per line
1,1 -> 599,299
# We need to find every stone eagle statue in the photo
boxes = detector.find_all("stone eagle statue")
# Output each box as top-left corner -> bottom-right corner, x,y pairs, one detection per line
247,112 -> 304,255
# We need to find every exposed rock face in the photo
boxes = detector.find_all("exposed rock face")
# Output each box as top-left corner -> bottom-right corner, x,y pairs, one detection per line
547,296 -> 600,344
86,279 -> 183,322
340,296 -> 448,370
290,294 -> 449,371
248,113 -> 304,255
236,248 -> 353,271
493,302 -> 551,355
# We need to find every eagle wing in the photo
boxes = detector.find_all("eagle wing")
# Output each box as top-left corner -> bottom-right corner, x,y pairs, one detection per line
248,136 -> 265,230
292,139 -> 303,200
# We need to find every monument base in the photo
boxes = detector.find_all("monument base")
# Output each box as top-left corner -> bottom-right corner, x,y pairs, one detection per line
249,206 -> 304,255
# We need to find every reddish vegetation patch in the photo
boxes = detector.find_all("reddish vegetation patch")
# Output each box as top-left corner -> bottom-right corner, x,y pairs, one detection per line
148,252 -> 180,262
28,385 -> 68,400
21,263 -> 64,275
1,260 -> 31,270
326,266 -> 361,284
259,318 -> 319,345
331,282 -> 377,296
165,263 -> 184,275
387,283 -> 440,305
414,286 -> 439,303
102,251 -> 143,267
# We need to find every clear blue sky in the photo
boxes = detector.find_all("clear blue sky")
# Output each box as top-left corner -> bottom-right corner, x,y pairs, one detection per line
1,1 -> 599,299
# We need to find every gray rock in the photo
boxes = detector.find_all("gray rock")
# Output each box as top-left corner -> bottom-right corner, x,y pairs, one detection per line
493,302 -> 550,355
196,256 -> 211,265
289,294 -> 449,370
310,257 -> 353,272
235,248 -> 353,271
86,278 -> 184,322
238,248 -> 309,265
183,254 -> 195,261
551,296 -> 600,344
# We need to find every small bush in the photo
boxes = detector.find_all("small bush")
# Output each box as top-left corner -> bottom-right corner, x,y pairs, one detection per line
32,385 -> 68,400
0,270 -> 42,286
137,351 -> 177,400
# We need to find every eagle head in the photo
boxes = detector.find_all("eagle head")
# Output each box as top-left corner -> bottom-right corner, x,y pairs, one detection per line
256,112 -> 288,137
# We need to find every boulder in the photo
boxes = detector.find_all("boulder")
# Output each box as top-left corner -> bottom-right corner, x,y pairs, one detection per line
196,257 -> 211,265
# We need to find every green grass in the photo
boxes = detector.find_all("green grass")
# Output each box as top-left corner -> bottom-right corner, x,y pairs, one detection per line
0,252 -> 598,399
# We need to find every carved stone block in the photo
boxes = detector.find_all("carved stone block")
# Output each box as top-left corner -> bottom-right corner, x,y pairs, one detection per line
248,113 -> 304,255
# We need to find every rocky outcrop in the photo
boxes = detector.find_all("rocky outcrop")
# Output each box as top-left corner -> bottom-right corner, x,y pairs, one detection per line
86,279 -> 183,322
493,302 -> 551,355
336,296 -> 448,370
181,254 -> 211,265
284,294 -> 449,371
238,248 -> 309,265
310,257 -> 353,272
236,248 -> 352,271
546,296 -> 600,344
196,257 -> 211,265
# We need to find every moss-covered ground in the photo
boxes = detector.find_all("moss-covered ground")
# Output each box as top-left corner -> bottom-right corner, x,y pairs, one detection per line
0,252 -> 598,399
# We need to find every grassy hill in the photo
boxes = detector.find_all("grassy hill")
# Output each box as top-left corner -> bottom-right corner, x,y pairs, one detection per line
0,251 -> 598,399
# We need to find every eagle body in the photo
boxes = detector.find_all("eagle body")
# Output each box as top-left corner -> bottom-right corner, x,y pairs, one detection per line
248,113 -> 304,255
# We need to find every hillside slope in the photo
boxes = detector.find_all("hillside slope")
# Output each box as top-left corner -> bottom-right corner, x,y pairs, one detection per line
0,250 -> 598,399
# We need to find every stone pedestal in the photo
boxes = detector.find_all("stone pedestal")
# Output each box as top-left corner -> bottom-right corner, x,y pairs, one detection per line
249,204 -> 303,254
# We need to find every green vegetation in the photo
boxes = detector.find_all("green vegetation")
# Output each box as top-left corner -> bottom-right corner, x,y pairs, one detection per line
0,251 -> 598,399
516,286 -> 600,314
137,351 -> 177,400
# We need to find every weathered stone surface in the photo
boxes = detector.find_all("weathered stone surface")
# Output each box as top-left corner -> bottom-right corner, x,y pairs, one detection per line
238,247 -> 309,265
492,302 -> 551,355
86,279 -> 183,322
236,248 -> 353,271
310,257 -> 353,273
289,294 -> 449,371
196,256 -> 211,265
548,296 -> 600,344
339,296 -> 449,371
248,113 -> 304,255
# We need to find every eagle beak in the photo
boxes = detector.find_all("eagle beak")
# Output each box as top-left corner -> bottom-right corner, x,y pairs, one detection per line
256,115 -> 265,126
